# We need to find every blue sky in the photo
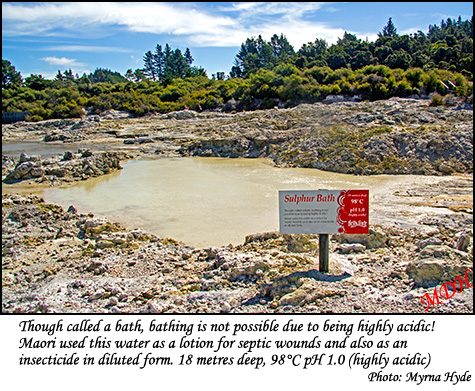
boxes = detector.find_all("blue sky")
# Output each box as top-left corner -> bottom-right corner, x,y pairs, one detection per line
2,2 -> 473,80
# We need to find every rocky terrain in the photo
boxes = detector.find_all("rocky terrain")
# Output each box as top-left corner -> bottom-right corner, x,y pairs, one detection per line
1,188 -> 472,314
3,150 -> 127,186
2,97 -> 473,313
2,96 -> 473,180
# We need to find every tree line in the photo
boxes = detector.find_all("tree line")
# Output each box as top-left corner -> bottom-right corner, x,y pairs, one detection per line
2,17 -> 473,121
141,44 -> 206,83
231,17 -> 473,77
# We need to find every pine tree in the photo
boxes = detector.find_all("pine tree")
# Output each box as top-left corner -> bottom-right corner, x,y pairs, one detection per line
153,44 -> 165,82
171,49 -> 188,78
143,51 -> 158,81
142,43 -> 196,82
269,34 -> 294,60
184,48 -> 194,65
379,17 -> 398,38
2,59 -> 22,88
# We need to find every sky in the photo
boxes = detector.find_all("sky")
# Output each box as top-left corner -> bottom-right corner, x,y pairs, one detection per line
2,2 -> 473,80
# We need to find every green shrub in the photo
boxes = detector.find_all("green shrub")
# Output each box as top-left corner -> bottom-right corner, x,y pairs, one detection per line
160,86 -> 187,102
25,115 -> 44,122
405,68 -> 424,88
394,80 -> 413,97
429,93 -> 445,106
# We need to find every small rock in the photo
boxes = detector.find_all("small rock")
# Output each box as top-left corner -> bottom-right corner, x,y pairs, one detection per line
89,289 -> 107,301
63,151 -> 74,161
456,231 -> 472,252
337,243 -> 366,254
403,293 -> 414,300
221,302 -> 231,313
336,227 -> 388,249
416,237 -> 443,250
108,297 -> 119,306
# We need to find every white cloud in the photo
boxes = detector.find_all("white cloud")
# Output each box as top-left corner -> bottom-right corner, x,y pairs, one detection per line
40,56 -> 86,67
37,56 -> 90,78
2,2 -> 237,39
2,2 -> 349,48
3,1 -> 387,50
212,2 -> 347,46
220,2 -> 329,17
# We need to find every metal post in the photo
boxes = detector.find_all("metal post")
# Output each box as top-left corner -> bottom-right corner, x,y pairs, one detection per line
319,234 -> 329,273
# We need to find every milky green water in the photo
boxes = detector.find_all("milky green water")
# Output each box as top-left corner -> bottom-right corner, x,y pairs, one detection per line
2,141 -> 109,158
27,157 -> 450,248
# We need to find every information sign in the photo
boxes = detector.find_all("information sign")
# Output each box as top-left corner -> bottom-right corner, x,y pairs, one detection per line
279,190 -> 369,235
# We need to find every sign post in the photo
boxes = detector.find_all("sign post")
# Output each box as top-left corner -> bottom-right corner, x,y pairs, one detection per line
319,233 -> 330,273
279,190 -> 369,273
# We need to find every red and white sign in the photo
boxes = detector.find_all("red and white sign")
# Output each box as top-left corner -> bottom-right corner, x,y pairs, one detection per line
279,190 -> 369,234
